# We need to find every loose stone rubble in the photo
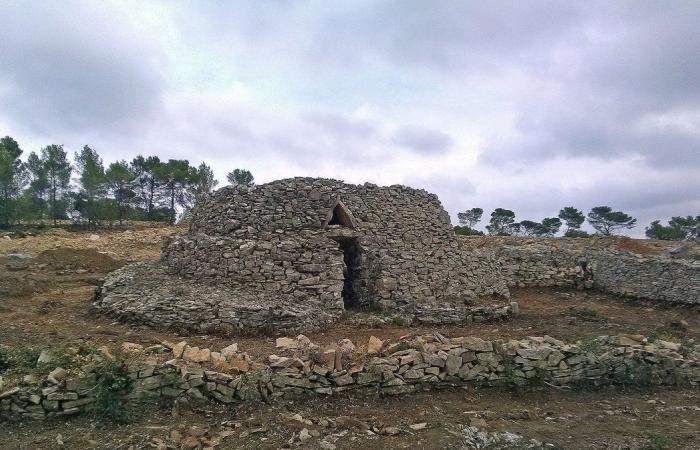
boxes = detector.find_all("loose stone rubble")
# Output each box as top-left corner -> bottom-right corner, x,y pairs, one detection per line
459,426 -> 552,449
2,333 -> 699,422
95,178 -> 510,333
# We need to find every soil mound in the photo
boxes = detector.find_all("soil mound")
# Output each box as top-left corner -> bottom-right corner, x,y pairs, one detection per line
36,248 -> 123,273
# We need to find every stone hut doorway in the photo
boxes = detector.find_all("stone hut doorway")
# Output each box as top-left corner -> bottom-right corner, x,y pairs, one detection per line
324,198 -> 361,308
336,237 -> 362,309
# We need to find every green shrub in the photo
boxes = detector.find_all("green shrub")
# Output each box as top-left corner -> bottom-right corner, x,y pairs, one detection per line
0,348 -> 9,372
0,347 -> 40,372
578,338 -> 603,354
570,306 -> 604,322
89,361 -> 133,423
646,432 -> 669,450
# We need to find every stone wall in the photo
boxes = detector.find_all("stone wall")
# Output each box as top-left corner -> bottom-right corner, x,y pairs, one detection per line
494,240 -> 588,289
591,249 -> 700,304
3,333 -> 699,422
463,237 -> 700,305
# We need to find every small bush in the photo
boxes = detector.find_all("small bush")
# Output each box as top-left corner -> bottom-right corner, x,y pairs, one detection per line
0,348 -> 9,372
500,359 -> 524,391
89,361 -> 133,423
578,338 -> 603,354
614,361 -> 653,389
0,347 -> 35,374
570,306 -> 604,322
646,432 -> 669,450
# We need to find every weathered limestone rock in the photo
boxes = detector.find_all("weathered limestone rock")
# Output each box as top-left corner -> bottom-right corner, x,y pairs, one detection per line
47,368 -> 66,385
183,347 -> 211,363
367,336 -> 383,355
276,337 -> 299,350
220,343 -> 239,359
121,342 -> 144,353
171,341 -> 187,359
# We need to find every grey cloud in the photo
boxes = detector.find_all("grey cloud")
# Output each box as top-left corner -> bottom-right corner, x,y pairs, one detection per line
303,112 -> 378,140
314,1 -> 588,72
0,2 -> 164,136
477,2 -> 700,170
392,125 -> 453,154
1,1 -> 698,238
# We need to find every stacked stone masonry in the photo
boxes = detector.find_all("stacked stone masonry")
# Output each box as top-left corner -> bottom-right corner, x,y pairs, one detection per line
469,237 -> 700,305
95,178 -> 699,334
96,178 -> 510,333
3,333 -> 699,422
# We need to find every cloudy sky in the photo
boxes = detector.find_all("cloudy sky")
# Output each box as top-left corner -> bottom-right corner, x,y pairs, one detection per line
1,1 -> 698,235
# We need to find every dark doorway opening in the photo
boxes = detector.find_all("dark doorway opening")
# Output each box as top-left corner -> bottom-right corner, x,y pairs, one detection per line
336,237 -> 362,308
327,201 -> 355,229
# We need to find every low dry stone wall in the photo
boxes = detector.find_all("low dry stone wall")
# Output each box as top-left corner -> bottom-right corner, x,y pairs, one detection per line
591,249 -> 700,304
464,237 -> 700,305
3,333 -> 698,422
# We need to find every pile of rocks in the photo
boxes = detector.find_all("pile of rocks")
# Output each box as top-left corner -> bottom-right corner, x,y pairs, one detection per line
459,426 -> 552,449
3,333 -> 698,422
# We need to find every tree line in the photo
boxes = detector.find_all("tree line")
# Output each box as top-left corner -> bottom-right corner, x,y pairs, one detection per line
0,136 -> 254,229
455,206 -> 698,241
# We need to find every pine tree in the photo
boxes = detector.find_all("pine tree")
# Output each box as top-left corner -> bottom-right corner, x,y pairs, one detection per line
130,155 -> 162,220
155,159 -> 199,224
183,163 -> 218,216
25,151 -> 50,222
0,136 -> 27,227
105,161 -> 135,225
41,145 -> 72,226
558,207 -> 585,235
587,206 -> 637,235
227,168 -> 254,186
74,145 -> 106,228
486,208 -> 516,235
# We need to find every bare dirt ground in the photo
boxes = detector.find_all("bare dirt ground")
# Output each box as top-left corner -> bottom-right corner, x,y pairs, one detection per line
1,227 -> 699,449
460,234 -> 700,260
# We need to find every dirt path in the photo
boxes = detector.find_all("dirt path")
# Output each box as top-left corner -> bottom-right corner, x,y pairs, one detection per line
2,386 -> 699,449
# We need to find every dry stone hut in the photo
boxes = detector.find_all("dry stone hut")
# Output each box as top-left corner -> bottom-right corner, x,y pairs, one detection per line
95,178 -> 510,334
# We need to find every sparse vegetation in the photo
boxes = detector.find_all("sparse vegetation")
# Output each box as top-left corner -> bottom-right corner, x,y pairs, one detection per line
569,306 -> 604,322
645,432 -> 670,450
614,361 -> 653,389
577,338 -> 603,354
88,361 -> 133,423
